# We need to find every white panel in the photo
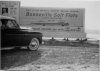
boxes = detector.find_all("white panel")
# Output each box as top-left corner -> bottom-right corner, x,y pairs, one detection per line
0,1 -> 20,23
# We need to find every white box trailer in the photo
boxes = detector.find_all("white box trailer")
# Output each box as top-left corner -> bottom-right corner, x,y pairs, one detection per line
0,1 -> 86,39
20,7 -> 86,38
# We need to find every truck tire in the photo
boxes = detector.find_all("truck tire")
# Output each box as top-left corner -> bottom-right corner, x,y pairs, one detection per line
28,38 -> 39,51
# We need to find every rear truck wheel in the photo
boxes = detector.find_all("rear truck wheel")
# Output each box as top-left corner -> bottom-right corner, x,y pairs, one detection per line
28,38 -> 39,51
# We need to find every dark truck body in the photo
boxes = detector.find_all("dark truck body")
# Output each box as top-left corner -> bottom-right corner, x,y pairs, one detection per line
0,16 -> 42,50
1,29 -> 42,47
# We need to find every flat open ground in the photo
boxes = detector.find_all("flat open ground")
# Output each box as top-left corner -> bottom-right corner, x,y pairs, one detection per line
1,40 -> 99,71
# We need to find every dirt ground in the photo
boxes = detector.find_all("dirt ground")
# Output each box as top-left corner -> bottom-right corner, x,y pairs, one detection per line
1,40 -> 99,71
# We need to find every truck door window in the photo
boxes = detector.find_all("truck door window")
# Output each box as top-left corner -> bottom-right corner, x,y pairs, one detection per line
12,20 -> 19,28
1,19 -> 8,29
1,19 -> 19,29
7,20 -> 14,28
6,20 -> 19,29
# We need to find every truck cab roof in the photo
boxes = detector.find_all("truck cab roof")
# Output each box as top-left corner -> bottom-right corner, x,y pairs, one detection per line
0,15 -> 15,20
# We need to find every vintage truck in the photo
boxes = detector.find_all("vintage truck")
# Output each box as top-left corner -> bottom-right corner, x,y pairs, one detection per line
0,15 -> 43,50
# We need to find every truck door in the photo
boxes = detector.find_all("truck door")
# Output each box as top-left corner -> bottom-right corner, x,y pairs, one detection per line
1,19 -> 19,47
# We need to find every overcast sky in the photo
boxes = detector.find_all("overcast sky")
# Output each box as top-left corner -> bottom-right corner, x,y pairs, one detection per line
3,0 -> 100,34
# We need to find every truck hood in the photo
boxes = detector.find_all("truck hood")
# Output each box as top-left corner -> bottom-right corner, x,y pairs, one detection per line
20,26 -> 32,30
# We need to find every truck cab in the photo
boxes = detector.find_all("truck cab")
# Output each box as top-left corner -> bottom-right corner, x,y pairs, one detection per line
0,15 -> 42,50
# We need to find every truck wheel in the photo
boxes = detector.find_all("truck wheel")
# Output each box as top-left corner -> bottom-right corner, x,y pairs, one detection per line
28,38 -> 39,50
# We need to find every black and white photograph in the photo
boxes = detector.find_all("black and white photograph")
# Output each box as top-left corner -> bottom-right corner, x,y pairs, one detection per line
0,0 -> 100,71
2,8 -> 8,15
